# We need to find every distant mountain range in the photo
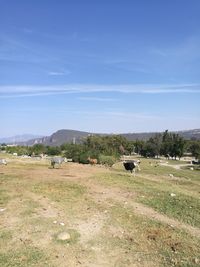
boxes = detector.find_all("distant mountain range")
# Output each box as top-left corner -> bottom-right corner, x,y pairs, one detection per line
2,128 -> 199,146
0,134 -> 43,144
24,130 -> 91,146
122,129 -> 200,141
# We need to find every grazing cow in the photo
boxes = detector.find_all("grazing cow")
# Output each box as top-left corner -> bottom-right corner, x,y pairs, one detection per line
0,159 -> 7,165
50,157 -> 67,168
88,157 -> 98,165
191,160 -> 200,165
123,160 -> 141,176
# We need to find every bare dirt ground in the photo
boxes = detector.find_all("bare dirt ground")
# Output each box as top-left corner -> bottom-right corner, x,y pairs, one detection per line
0,159 -> 199,266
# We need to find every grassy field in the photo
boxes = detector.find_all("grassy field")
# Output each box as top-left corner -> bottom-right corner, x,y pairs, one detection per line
0,154 -> 199,266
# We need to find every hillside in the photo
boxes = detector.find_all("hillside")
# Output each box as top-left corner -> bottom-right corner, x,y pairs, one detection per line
122,129 -> 200,141
0,134 -> 43,144
23,129 -> 92,146
12,128 -> 200,146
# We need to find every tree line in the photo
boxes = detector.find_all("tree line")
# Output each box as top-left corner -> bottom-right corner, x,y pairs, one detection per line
1,130 -> 200,165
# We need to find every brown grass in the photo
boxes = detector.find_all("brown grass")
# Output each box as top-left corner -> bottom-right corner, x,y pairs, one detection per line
0,155 -> 199,266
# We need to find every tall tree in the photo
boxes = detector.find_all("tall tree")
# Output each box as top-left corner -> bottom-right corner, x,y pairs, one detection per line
189,141 -> 200,160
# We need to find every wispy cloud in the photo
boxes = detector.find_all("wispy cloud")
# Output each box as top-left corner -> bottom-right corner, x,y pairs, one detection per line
78,96 -> 117,102
150,36 -> 200,60
0,35 -> 56,64
48,70 -> 71,76
0,83 -> 200,98
104,58 -> 151,74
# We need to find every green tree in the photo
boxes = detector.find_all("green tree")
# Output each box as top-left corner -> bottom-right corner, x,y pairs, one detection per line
134,140 -> 145,155
189,141 -> 200,160
160,130 -> 172,158
31,144 -> 46,155
84,135 -> 127,157
171,134 -> 185,160
46,146 -> 61,156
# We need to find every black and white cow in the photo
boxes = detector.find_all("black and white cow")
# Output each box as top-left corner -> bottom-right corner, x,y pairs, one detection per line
191,160 -> 200,165
50,157 -> 67,168
123,160 -> 141,176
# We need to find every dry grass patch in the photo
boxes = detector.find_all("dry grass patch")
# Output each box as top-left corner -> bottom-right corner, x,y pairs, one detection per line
0,158 -> 199,266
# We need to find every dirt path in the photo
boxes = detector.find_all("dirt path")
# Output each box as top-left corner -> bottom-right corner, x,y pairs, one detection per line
159,163 -> 190,170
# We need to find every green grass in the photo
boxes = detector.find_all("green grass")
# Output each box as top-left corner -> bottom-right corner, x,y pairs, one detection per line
32,180 -> 86,203
20,199 -> 41,217
141,164 -> 199,180
0,158 -> 199,266
182,165 -> 200,171
139,192 -> 200,227
166,159 -> 189,165
140,159 -> 200,181
0,230 -> 12,240
31,180 -> 98,219
87,202 -> 200,267
113,158 -> 199,181
0,174 -> 30,205
91,171 -> 200,228
0,230 -> 13,250
112,204 -> 200,267
0,247 -> 49,267
0,188 -> 10,206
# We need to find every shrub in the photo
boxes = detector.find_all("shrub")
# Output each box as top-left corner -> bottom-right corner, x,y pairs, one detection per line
99,154 -> 117,167
78,152 -> 90,164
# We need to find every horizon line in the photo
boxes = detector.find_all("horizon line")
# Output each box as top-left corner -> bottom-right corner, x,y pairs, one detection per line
1,127 -> 200,140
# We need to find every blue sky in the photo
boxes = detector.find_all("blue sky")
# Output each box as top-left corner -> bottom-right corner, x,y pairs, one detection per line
0,0 -> 200,137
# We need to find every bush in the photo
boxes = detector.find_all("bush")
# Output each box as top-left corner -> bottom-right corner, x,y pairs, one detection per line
78,152 -> 90,164
99,155 -> 117,167
46,146 -> 61,156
